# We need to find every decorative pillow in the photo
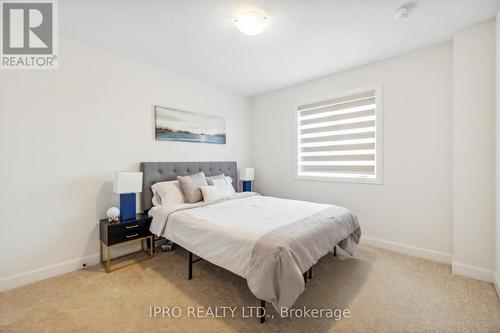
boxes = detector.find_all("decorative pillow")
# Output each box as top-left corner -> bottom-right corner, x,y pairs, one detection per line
206,174 -> 236,194
177,172 -> 208,203
151,180 -> 184,206
152,191 -> 162,206
200,185 -> 232,203
225,176 -> 236,194
211,177 -> 236,195
206,174 -> 225,185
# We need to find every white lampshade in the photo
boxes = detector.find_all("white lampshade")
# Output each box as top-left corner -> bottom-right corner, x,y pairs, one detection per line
240,167 -> 254,181
113,171 -> 143,194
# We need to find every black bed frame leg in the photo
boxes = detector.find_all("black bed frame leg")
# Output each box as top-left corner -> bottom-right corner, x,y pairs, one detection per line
259,300 -> 265,324
308,267 -> 312,279
303,272 -> 307,284
333,245 -> 337,257
188,252 -> 193,280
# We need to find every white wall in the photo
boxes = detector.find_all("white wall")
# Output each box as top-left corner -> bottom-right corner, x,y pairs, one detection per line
0,36 -> 252,290
496,10 -> 500,295
452,20 -> 496,281
1,21 -> 497,292
251,43 -> 454,262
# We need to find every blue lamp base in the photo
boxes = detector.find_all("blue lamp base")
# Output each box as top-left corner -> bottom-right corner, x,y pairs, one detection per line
120,193 -> 136,221
242,181 -> 252,192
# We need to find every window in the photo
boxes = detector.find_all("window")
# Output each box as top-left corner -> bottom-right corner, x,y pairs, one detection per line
296,87 -> 382,184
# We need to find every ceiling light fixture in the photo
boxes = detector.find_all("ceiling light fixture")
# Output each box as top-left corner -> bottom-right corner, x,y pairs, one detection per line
394,2 -> 416,20
234,9 -> 268,36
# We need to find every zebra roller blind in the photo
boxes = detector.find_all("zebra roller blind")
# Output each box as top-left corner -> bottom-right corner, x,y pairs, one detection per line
297,89 -> 380,181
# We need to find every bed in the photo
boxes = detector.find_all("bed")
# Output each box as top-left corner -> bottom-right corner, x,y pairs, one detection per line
140,161 -> 361,323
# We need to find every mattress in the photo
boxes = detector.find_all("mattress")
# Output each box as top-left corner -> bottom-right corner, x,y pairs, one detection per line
150,193 -> 331,277
149,193 -> 361,310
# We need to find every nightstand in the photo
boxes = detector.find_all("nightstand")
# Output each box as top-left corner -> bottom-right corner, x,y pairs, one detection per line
99,214 -> 154,272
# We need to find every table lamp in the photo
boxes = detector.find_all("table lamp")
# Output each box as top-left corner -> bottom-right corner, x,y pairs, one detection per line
113,171 -> 143,221
240,167 -> 254,192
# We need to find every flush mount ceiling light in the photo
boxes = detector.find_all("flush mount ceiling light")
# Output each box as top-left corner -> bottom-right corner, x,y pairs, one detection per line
234,9 -> 268,36
394,2 -> 417,20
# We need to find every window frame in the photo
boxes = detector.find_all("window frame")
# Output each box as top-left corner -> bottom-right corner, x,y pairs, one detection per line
293,84 -> 383,185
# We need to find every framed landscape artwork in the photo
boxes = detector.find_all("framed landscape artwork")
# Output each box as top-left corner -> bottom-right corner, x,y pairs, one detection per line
154,106 -> 226,144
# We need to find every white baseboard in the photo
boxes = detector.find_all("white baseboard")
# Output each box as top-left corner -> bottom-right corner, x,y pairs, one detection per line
451,262 -> 494,283
0,242 -> 143,292
1,236 -> 496,294
494,274 -> 500,299
360,235 -> 452,264
0,253 -> 100,292
361,236 -> 497,284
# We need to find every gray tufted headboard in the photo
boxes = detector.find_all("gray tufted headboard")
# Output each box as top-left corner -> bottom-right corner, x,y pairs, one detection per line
140,161 -> 237,212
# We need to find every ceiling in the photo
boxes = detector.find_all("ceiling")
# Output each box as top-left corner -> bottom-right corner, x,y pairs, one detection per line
60,0 -> 500,96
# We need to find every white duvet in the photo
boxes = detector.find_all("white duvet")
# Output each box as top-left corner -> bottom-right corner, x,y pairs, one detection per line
149,193 -> 331,278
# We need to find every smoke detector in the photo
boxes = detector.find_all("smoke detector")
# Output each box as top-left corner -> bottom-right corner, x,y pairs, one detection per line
394,2 -> 416,20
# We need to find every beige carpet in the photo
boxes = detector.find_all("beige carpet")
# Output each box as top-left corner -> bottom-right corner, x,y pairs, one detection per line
1,245 -> 499,333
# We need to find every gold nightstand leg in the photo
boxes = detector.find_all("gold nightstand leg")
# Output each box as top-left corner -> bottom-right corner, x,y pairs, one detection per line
107,246 -> 112,273
101,236 -> 154,273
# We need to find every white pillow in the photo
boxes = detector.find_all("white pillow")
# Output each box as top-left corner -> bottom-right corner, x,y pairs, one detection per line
151,180 -> 185,206
200,185 -> 232,203
224,176 -> 236,194
206,174 -> 225,185
152,191 -> 162,206
206,174 -> 236,194
210,177 -> 235,195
